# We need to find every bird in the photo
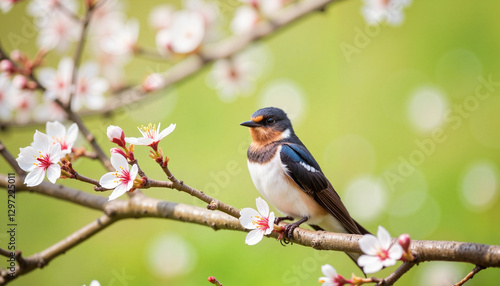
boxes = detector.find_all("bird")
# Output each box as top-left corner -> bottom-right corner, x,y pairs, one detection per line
240,107 -> 370,266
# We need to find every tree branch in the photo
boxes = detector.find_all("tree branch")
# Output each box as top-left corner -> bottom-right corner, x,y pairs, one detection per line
454,265 -> 485,286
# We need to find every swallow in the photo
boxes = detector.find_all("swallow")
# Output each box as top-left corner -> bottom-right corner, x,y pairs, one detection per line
241,107 -> 371,265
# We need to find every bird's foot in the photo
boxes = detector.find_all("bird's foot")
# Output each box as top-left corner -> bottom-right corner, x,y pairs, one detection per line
283,217 -> 309,240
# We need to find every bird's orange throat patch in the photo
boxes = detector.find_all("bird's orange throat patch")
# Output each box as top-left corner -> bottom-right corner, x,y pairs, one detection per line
249,127 -> 282,145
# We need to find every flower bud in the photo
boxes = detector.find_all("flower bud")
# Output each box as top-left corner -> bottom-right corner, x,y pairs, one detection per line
12,74 -> 28,89
142,73 -> 164,92
107,125 -> 126,147
398,233 -> 411,252
0,59 -> 15,75
110,147 -> 127,158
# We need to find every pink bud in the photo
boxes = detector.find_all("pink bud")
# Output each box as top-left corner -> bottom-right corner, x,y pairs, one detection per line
110,148 -> 127,158
398,233 -> 411,251
10,50 -> 23,62
0,60 -> 15,75
107,125 -> 126,147
12,74 -> 28,89
142,73 -> 164,92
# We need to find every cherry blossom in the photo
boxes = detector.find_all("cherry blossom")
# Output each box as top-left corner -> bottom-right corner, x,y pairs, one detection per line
107,125 -> 126,148
33,99 -> 67,123
231,6 -> 259,35
357,226 -> 404,273
46,121 -> 78,154
99,153 -> 139,201
156,28 -> 173,57
361,0 -> 412,26
38,57 -> 73,102
1,0 -> 20,13
27,0 -> 80,52
208,56 -> 257,102
125,123 -> 176,151
16,131 -> 64,187
142,73 -> 165,92
100,18 -> 140,56
12,90 -> 37,124
170,10 -> 205,54
239,197 -> 275,245
318,264 -> 351,286
184,0 -> 219,27
73,61 -> 108,111
149,4 -> 175,30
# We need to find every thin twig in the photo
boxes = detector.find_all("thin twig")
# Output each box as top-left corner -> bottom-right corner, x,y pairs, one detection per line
454,265 -> 486,286
377,261 -> 417,286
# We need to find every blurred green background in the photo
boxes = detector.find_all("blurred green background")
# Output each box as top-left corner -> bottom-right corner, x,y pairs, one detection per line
1,0 -> 500,285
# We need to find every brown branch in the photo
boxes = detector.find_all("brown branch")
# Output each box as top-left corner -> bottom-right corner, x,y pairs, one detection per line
3,173 -> 499,268
0,140 -> 25,175
454,265 -> 485,286
1,214 -> 116,284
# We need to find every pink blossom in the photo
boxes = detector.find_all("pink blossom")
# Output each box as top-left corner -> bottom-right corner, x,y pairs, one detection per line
358,226 -> 404,273
99,153 -> 139,200
16,131 -> 64,187
239,197 -> 275,245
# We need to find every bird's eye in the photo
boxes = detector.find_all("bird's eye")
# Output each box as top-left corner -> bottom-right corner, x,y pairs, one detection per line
266,117 -> 275,124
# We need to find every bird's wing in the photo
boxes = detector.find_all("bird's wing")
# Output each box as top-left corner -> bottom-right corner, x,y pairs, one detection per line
280,143 -> 364,235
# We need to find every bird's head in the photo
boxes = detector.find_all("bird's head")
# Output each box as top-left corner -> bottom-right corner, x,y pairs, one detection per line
240,107 -> 294,144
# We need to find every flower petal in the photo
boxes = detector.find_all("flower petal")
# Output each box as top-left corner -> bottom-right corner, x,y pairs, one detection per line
388,243 -> 404,260
46,164 -> 61,183
125,136 -> 155,146
321,264 -> 337,278
110,153 -> 129,171
16,146 -> 37,171
359,234 -> 380,255
255,197 -> 269,216
358,255 -> 383,274
24,167 -> 45,187
66,123 -> 79,146
157,123 -> 176,140
263,211 -> 275,235
377,225 -> 392,250
108,183 -> 128,201
99,172 -> 119,189
46,121 -> 66,139
239,207 -> 260,229
33,130 -> 50,153
245,229 -> 264,245
129,164 -> 139,179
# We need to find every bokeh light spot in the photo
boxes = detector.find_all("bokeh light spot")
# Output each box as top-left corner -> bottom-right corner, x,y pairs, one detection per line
259,79 -> 307,125
460,161 -> 498,211
408,85 -> 448,133
343,175 -> 387,223
146,233 -> 197,279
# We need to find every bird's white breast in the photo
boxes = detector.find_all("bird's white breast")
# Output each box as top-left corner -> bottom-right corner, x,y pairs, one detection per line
247,146 -> 343,232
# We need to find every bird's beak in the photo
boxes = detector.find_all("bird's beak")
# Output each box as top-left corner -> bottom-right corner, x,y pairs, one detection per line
240,120 -> 261,128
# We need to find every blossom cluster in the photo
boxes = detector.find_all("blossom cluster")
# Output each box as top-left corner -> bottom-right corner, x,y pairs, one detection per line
238,198 -> 414,284
15,119 -> 175,201
16,121 -> 78,187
